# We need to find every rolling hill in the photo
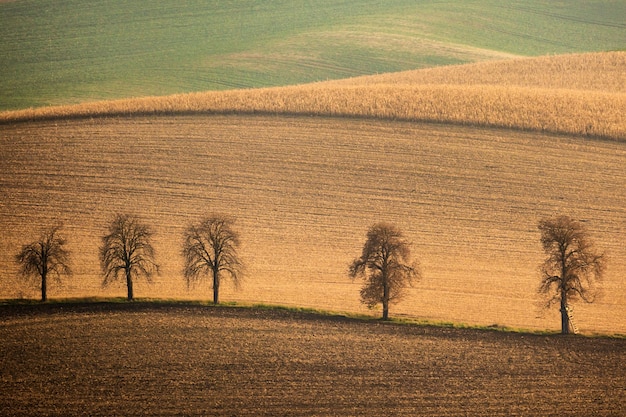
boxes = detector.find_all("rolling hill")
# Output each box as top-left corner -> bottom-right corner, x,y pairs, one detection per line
3,52 -> 625,140
1,112 -> 625,334
0,2 -> 624,334
1,303 -> 624,415
1,0 -> 624,110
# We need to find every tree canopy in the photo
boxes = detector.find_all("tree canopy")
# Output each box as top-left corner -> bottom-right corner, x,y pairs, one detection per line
349,223 -> 420,320
15,225 -> 71,301
182,215 -> 243,304
538,215 -> 605,334
99,214 -> 159,300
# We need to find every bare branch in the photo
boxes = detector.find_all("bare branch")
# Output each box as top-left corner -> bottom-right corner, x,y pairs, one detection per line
15,225 -> 72,301
182,215 -> 244,304
537,215 -> 606,333
349,223 -> 421,319
99,214 -> 159,300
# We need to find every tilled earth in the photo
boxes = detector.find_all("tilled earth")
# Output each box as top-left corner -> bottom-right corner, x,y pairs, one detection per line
2,116 -> 625,333
0,303 -> 624,416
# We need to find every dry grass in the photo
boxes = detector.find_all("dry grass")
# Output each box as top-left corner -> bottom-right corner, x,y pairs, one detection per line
333,51 -> 626,92
0,304 -> 624,416
1,115 -> 624,334
1,52 -> 624,140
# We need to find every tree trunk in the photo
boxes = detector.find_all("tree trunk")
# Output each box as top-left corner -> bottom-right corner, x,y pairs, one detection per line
213,268 -> 219,304
560,296 -> 569,335
560,256 -> 569,334
41,272 -> 47,302
382,280 -> 389,320
41,249 -> 47,302
126,268 -> 134,301
381,261 -> 390,320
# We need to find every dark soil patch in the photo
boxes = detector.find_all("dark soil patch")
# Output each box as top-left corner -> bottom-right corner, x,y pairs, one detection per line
0,302 -> 624,416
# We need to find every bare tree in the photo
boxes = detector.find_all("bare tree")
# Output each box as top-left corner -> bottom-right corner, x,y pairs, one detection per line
349,223 -> 420,320
538,215 -> 606,334
100,214 -> 159,301
182,215 -> 243,304
15,225 -> 71,302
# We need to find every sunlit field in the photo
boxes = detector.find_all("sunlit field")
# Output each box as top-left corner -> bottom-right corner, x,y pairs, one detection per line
2,3 -> 625,415
0,303 -> 624,416
2,0 -> 624,110
3,52 -> 624,140
1,115 -> 624,334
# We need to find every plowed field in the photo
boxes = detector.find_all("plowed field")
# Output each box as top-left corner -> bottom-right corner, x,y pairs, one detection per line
1,115 -> 625,333
0,303 -> 624,416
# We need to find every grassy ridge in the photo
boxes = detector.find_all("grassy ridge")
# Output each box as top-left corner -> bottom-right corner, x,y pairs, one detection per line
335,51 -> 626,92
3,84 -> 623,139
3,53 -> 624,140
1,0 -> 624,110
0,297 -> 592,336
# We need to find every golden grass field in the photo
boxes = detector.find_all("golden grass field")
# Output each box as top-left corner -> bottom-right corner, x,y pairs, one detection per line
1,303 -> 624,416
2,52 -> 625,140
1,114 -> 624,334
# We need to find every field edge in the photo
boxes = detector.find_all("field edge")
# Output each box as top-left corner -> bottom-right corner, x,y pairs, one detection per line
1,297 -> 624,339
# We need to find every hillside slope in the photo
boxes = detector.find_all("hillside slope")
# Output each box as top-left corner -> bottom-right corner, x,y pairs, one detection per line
3,52 -> 625,140
1,304 -> 624,415
332,51 -> 626,92
1,0 -> 624,110
1,116 -> 625,334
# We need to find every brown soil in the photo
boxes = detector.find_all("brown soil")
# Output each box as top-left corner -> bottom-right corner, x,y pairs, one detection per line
0,303 -> 624,416
1,115 -> 624,334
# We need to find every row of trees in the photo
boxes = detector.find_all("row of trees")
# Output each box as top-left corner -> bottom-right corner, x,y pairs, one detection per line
15,214 -> 605,334
15,214 -> 242,304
